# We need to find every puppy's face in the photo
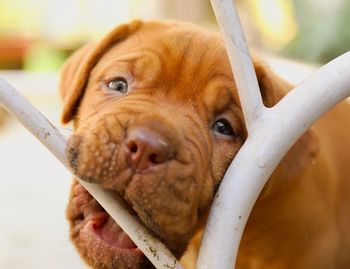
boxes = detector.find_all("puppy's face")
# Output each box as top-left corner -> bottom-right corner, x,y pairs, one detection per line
63,21 -> 256,268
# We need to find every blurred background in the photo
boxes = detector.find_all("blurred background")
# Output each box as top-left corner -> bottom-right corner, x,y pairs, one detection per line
1,0 -> 349,71
0,0 -> 349,268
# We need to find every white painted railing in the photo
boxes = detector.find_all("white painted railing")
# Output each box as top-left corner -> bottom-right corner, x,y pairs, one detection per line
0,1 -> 349,269
196,1 -> 350,269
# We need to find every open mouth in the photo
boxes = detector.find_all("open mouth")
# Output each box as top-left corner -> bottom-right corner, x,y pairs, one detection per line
87,211 -> 137,249
70,181 -> 153,268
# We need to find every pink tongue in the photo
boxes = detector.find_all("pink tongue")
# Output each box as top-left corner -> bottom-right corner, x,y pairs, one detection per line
101,217 -> 136,248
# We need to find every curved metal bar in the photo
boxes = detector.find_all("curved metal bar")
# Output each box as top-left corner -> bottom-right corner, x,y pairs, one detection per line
196,24 -> 350,269
210,0 -> 265,132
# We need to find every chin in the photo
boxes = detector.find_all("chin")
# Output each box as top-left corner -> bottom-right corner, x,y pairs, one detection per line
67,181 -> 154,269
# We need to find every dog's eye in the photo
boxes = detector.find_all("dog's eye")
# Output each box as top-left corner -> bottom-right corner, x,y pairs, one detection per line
107,79 -> 128,93
212,118 -> 235,136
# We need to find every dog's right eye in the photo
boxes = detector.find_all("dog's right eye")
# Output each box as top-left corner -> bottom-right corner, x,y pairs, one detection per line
107,79 -> 128,93
212,118 -> 236,137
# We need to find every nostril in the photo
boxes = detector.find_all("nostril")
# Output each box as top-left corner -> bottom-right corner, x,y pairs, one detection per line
149,153 -> 160,164
125,128 -> 174,170
128,141 -> 138,153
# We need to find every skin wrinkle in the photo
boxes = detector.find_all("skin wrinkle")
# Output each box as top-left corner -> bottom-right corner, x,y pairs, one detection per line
112,103 -> 156,115
75,107 -> 109,132
106,97 -> 156,107
130,159 -> 193,206
188,45 -> 206,93
71,114 -> 92,130
84,84 -> 105,126
143,162 -> 168,205
173,34 -> 196,90
133,49 -> 165,90
73,111 -> 96,130
148,42 -> 186,96
179,113 -> 210,169
98,53 -> 140,66
136,32 -> 146,69
184,136 -> 205,171
120,49 -> 162,90
220,89 -> 236,113
101,92 -> 159,109
133,185 -> 194,241
163,163 -> 195,206
153,44 -> 173,96
169,175 -> 198,205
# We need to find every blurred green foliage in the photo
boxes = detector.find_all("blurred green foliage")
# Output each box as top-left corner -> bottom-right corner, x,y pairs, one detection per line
284,0 -> 350,63
23,44 -> 68,71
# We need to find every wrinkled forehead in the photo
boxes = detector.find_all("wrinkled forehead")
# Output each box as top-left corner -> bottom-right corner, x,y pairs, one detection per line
92,22 -> 240,107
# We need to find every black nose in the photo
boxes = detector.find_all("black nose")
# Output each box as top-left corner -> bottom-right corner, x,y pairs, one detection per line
126,127 -> 174,170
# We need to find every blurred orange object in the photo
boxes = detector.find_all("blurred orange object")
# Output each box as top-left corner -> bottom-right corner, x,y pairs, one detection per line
0,37 -> 32,69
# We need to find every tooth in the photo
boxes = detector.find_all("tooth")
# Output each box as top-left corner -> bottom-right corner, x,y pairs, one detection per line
90,212 -> 107,228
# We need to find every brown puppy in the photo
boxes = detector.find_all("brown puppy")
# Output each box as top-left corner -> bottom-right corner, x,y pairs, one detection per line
60,20 -> 350,269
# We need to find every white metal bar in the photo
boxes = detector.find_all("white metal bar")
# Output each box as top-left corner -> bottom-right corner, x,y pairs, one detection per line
0,77 -> 183,269
210,0 -> 265,132
197,2 -> 350,268
196,15 -> 350,269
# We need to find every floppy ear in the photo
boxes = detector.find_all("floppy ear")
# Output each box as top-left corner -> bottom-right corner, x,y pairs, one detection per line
59,20 -> 143,124
59,43 -> 95,107
254,60 -> 320,198
254,59 -> 289,107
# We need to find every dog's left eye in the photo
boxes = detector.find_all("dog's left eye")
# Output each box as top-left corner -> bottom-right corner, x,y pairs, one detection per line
212,118 -> 235,136
107,79 -> 128,93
